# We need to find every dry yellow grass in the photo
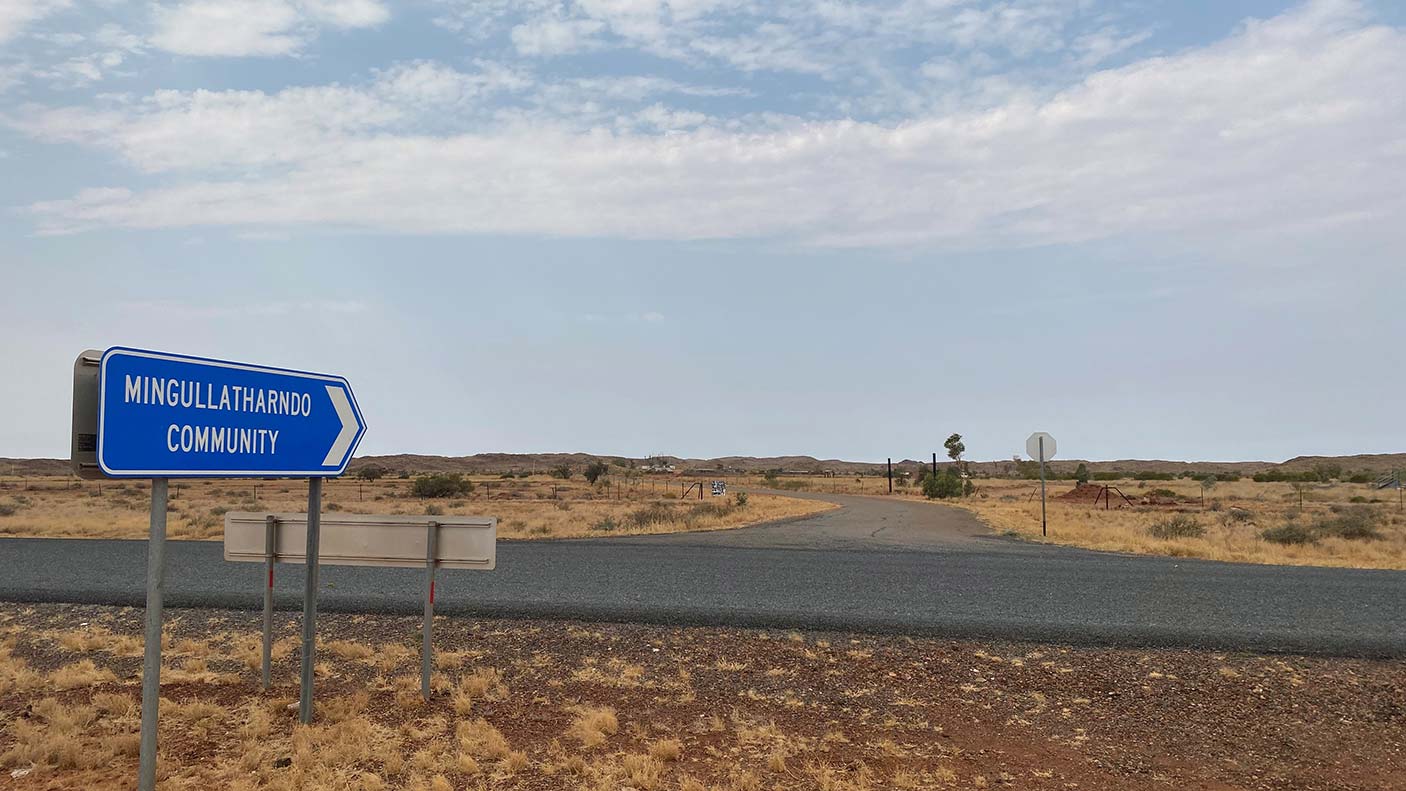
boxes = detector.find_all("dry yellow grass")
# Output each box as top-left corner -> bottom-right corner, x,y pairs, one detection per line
0,475 -> 832,541
743,474 -> 1406,569
567,705 -> 619,748
1,604 -> 1400,791
956,478 -> 1406,569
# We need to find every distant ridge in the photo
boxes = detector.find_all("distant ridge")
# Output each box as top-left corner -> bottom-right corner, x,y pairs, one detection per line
5,452 -> 1403,478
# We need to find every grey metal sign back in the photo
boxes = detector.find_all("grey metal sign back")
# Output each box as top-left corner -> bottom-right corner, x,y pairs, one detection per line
224,513 -> 496,569
224,512 -> 496,703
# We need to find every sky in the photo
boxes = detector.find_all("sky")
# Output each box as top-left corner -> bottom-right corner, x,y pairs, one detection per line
1,0 -> 1403,464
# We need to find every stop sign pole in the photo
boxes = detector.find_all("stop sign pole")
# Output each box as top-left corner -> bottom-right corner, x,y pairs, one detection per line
1026,432 -> 1057,537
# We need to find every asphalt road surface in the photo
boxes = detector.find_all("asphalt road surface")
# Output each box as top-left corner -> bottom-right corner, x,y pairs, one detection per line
2,490 -> 1403,657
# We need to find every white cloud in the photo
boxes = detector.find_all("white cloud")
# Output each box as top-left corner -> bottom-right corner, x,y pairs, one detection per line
300,0 -> 388,29
16,1 -> 1406,256
148,0 -> 388,57
510,14 -> 605,55
0,0 -> 69,44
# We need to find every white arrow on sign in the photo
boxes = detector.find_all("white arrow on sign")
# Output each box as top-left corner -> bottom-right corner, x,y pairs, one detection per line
1026,432 -> 1057,462
322,385 -> 360,466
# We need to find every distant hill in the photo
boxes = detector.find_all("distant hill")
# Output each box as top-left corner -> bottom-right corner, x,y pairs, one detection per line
5,451 -> 1403,479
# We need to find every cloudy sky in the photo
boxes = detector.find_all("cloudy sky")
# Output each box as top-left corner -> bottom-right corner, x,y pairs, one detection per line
1,0 -> 1403,463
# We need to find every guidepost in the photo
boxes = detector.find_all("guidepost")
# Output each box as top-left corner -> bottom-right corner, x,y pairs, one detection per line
137,478 -> 167,791
299,477 -> 323,724
72,347 -> 365,791
1026,432 -> 1057,538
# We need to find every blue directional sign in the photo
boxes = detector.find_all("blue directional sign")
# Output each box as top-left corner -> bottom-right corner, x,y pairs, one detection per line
97,347 -> 366,478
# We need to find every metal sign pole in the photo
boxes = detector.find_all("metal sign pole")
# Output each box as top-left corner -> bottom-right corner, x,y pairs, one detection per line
422,520 -> 439,700
137,478 -> 168,791
1038,438 -> 1048,537
262,515 -> 277,690
299,477 -> 323,724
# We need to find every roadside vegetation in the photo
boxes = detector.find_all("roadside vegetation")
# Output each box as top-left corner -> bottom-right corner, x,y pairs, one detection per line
0,472 -> 831,542
0,603 -> 1398,791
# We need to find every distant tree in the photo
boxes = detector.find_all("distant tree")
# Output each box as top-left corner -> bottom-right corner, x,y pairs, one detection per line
584,460 -> 610,485
356,465 -> 386,482
550,464 -> 573,480
944,434 -> 965,465
1014,457 -> 1042,480
1074,463 -> 1090,486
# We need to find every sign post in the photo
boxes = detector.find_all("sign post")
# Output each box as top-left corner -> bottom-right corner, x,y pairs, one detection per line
77,347 -> 365,791
1026,432 -> 1057,537
137,478 -> 167,790
299,478 -> 323,724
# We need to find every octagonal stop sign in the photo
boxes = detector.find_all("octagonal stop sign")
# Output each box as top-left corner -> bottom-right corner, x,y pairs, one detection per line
1026,432 -> 1056,462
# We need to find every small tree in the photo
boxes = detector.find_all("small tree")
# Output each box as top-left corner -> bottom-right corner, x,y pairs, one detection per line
944,433 -> 965,466
584,460 -> 610,485
550,464 -> 573,480
1199,474 -> 1217,507
357,465 -> 386,482
1074,463 -> 1090,486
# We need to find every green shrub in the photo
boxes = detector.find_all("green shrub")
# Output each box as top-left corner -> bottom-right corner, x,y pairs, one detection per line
499,472 -> 516,479
1074,463 -> 1089,486
590,517 -> 618,532
1091,471 -> 1122,481
425,504 -> 444,516
735,492 -> 749,508
1146,488 -> 1179,499
1348,496 -> 1372,504
1347,473 -> 1373,484
1148,515 -> 1205,539
0,504 -> 16,517
922,468 -> 964,499
550,464 -> 573,480
326,502 -> 343,512
1261,521 -> 1316,545
1315,506 -> 1381,540
412,473 -> 473,498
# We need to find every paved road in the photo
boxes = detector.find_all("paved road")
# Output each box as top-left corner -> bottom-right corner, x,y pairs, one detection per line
1,491 -> 1403,657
